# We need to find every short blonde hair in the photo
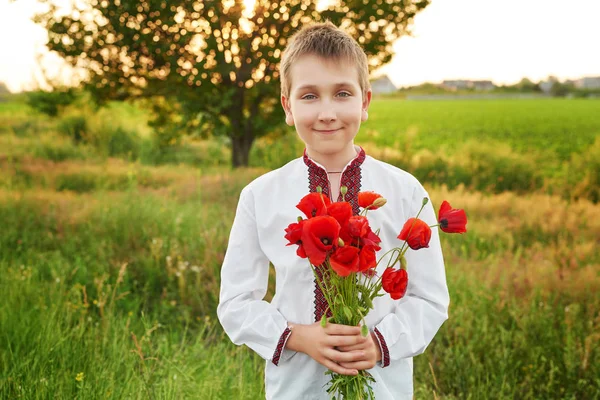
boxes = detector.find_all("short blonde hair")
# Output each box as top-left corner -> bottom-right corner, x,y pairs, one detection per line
280,21 -> 370,99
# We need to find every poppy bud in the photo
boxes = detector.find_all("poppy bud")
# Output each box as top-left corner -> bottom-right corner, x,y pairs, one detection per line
320,314 -> 327,328
372,197 -> 387,209
361,324 -> 369,338
422,197 -> 429,206
343,306 -> 352,321
338,237 -> 345,247
340,186 -> 348,196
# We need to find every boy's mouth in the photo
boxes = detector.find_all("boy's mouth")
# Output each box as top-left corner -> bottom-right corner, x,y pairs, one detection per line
314,128 -> 341,134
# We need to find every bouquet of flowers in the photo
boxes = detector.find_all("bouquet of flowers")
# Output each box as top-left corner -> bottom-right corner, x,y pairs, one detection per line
284,187 -> 467,399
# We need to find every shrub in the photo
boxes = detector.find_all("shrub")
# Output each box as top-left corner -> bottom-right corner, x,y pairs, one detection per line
10,120 -> 44,137
454,141 -> 544,194
31,134 -> 91,162
57,115 -> 88,143
25,89 -> 76,117
566,136 -> 600,203
55,173 -> 99,193
250,131 -> 302,170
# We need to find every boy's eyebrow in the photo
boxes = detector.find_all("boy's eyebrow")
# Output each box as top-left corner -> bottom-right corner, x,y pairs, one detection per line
295,82 -> 356,91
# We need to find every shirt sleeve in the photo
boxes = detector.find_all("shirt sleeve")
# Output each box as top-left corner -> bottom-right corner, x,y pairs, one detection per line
373,183 -> 450,367
217,186 -> 293,364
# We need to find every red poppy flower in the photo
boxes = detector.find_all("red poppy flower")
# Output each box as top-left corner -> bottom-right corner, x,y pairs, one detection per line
362,268 -> 376,278
382,267 -> 408,300
358,191 -> 386,210
398,218 -> 431,250
284,220 -> 307,258
438,200 -> 467,233
330,246 -> 360,277
327,202 -> 353,229
301,216 -> 340,265
296,193 -> 331,219
347,216 -> 370,238
344,215 -> 381,250
362,229 -> 382,250
358,245 -> 378,272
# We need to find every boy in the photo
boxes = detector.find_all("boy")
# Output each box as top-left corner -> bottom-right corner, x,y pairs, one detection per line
217,21 -> 449,399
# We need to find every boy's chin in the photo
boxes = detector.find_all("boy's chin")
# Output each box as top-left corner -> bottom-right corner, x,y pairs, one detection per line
308,142 -> 355,156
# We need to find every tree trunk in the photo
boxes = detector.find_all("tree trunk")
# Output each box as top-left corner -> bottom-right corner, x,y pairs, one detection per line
231,134 -> 254,168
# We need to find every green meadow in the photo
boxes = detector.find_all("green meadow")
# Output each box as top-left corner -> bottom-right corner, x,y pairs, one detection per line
1,96 -> 599,399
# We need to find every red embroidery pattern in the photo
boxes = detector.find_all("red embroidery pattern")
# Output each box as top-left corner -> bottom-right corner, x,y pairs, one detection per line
340,149 -> 365,215
272,327 -> 292,366
313,266 -> 332,321
374,327 -> 390,367
303,148 -> 366,322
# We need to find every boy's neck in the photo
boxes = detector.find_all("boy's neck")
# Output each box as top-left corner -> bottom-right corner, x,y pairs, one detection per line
306,144 -> 359,173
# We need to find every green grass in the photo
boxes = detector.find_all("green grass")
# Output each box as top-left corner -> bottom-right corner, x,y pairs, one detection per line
0,156 -> 599,398
363,98 -> 600,162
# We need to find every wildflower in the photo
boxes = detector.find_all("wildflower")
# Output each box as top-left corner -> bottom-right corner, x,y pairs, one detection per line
300,216 -> 340,265
330,246 -> 360,277
398,218 -> 432,250
382,268 -> 409,300
296,192 -> 331,219
438,200 -> 467,233
358,191 -> 386,210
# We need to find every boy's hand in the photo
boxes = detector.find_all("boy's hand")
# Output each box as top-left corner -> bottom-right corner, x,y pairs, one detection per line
285,322 -> 367,376
337,331 -> 382,371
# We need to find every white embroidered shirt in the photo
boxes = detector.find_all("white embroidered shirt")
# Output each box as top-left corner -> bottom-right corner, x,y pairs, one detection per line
217,148 -> 450,399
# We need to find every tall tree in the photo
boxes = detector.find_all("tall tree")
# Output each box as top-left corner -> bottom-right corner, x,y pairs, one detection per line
36,0 -> 430,167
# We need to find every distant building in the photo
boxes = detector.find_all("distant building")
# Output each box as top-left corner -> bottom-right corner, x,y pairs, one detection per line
442,80 -> 495,91
575,76 -> 600,90
370,75 -> 397,94
539,81 -> 554,93
472,80 -> 495,91
442,80 -> 470,91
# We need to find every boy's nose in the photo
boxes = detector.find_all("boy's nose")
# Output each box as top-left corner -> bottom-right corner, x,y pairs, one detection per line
318,109 -> 337,122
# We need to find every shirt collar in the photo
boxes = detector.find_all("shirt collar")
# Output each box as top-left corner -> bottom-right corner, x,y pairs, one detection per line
302,145 -> 366,173
302,146 -> 366,213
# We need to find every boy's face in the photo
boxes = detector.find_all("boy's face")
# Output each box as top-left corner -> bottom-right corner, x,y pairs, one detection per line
281,54 -> 371,161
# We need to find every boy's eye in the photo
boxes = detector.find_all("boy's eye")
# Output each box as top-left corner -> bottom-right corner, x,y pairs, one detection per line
301,92 -> 351,100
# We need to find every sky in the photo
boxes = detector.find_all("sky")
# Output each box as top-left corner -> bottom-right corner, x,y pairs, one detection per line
1,0 -> 600,92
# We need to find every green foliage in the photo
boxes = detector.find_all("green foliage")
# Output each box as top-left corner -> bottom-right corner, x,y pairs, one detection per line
36,0 -> 431,166
26,88 -> 76,117
57,114 -> 88,143
31,134 -> 92,162
565,136 -> 600,203
249,130 -> 304,170
456,141 -> 544,193
414,274 -> 600,399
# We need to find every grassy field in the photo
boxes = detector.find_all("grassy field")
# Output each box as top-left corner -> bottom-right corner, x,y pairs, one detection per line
361,98 -> 600,161
1,96 -> 599,399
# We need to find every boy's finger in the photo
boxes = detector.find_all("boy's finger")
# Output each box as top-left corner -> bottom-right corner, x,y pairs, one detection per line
328,334 -> 367,348
325,335 -> 364,348
323,359 -> 358,376
327,349 -> 364,363
337,343 -> 366,352
339,361 -> 371,371
324,323 -> 361,336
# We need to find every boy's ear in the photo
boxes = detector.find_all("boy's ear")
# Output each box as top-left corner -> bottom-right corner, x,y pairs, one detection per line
361,90 -> 373,122
281,95 -> 294,126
